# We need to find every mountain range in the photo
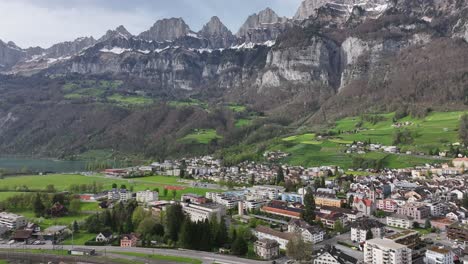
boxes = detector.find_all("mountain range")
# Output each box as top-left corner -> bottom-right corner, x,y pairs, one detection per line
0,0 -> 467,159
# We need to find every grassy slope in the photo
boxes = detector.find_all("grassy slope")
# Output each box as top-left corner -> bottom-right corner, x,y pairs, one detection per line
269,111 -> 466,169
179,129 -> 222,144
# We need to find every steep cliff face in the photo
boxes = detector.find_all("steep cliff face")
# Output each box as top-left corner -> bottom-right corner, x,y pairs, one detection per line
258,36 -> 341,91
138,18 -> 193,42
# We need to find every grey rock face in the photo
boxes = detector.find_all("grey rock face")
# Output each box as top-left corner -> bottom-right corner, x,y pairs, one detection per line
99,25 -> 133,42
198,16 -> 236,48
0,40 -> 26,70
45,36 -> 96,58
139,18 -> 192,42
294,0 -> 391,20
236,8 -> 290,43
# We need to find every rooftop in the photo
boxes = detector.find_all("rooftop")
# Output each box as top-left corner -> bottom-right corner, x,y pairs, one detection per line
367,238 -> 409,250
385,230 -> 419,240
427,246 -> 451,254
255,225 -> 293,241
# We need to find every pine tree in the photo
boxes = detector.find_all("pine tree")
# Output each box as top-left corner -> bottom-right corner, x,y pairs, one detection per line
73,220 -> 79,233
165,204 -> 185,242
348,195 -> 354,209
366,229 -> 373,240
216,217 -> 228,247
460,114 -> 468,145
276,166 -> 284,185
179,218 -> 193,249
33,194 -> 45,217
425,218 -> 432,230
301,187 -> 316,225
231,236 -> 248,256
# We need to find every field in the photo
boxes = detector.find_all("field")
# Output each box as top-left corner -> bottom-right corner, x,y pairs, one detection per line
168,99 -> 208,109
0,174 -> 221,200
63,80 -> 122,100
11,210 -> 92,229
111,252 -> 202,264
62,232 -> 96,245
268,111 -> 465,169
235,118 -> 253,128
107,94 -> 154,106
179,129 -> 222,144
333,111 -> 467,153
227,103 -> 247,113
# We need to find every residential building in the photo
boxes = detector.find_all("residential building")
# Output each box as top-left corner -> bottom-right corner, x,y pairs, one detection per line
136,190 -> 159,203
447,223 -> 468,241
427,202 -> 447,216
316,211 -> 347,229
425,246 -> 454,264
96,232 -> 113,243
316,194 -> 343,208
0,212 -> 27,230
248,185 -> 284,200
107,188 -> 133,202
254,239 -> 279,260
313,245 -> 361,264
350,218 -> 385,243
11,229 -> 33,243
376,199 -> 397,212
396,202 -> 430,221
282,193 -> 303,204
364,238 -> 412,264
386,214 -> 413,229
120,233 -> 139,247
244,199 -> 267,211
384,230 -> 421,250
182,203 -> 226,222
319,206 -> 363,222
254,226 -> 293,250
288,219 -> 325,244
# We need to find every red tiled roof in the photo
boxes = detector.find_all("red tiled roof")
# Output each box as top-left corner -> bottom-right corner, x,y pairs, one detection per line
262,206 -> 301,218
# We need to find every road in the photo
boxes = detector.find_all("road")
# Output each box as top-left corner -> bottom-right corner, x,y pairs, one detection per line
0,244 -> 268,264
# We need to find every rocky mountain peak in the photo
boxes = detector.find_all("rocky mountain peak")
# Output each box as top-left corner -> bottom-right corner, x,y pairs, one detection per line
199,16 -> 231,37
294,0 -> 391,20
138,17 -> 192,42
99,25 -> 133,42
236,8 -> 290,43
197,16 -> 236,49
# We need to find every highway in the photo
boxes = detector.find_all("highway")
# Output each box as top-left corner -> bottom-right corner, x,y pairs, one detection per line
0,244 -> 269,264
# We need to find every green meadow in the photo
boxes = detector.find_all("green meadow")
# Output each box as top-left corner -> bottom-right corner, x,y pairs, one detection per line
269,111 -> 465,169
179,129 -> 222,144
107,94 -> 154,106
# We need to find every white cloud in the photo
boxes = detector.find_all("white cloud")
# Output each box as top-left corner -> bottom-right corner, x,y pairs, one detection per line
0,0 -> 303,48
0,1 -> 159,48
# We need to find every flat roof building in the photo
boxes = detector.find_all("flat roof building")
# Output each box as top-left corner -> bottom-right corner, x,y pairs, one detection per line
364,238 -> 411,264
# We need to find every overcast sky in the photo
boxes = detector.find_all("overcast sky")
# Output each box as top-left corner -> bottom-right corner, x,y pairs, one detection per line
0,0 -> 303,48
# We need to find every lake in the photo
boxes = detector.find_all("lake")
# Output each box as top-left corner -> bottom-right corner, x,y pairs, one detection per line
0,157 -> 87,173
